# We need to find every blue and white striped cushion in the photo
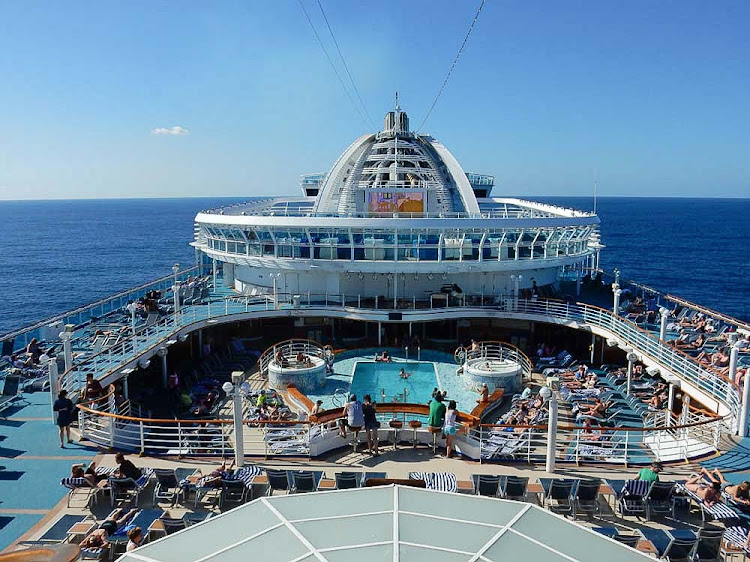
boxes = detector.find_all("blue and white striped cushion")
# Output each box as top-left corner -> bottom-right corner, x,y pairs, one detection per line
723,526 -> 750,553
622,479 -> 650,498
408,471 -> 432,487
676,484 -> 739,520
431,472 -> 457,492
61,477 -> 91,489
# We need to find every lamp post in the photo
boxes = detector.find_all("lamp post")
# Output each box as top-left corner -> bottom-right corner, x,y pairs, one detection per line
126,302 -> 138,337
172,263 -> 180,285
659,307 -> 670,341
269,273 -> 281,310
226,372 -> 245,467
626,352 -> 639,396
542,386 -> 557,473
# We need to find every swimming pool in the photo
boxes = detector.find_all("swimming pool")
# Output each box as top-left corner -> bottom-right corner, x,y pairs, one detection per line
350,361 -> 439,404
303,349 -> 486,412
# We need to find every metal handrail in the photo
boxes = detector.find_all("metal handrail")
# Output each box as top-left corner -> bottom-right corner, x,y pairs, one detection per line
57,293 -> 742,427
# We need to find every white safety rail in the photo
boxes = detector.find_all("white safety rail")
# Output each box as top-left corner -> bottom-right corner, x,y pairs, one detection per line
77,404 -> 312,458
258,339 -> 329,377
475,412 -> 725,466
463,341 -> 534,379
58,293 -> 741,429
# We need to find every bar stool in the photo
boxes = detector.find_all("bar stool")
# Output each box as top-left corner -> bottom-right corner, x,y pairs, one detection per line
389,419 -> 403,450
408,420 -> 422,448
428,426 -> 442,454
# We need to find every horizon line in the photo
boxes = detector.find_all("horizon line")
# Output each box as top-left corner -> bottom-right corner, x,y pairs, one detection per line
1,194 -> 749,203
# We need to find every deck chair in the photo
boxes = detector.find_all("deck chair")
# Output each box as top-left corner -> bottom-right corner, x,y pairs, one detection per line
266,469 -> 290,495
153,469 -> 180,506
500,476 -> 528,502
645,481 -> 676,520
61,477 -> 100,509
694,526 -> 724,562
574,479 -> 601,519
18,514 -> 89,547
160,517 -> 188,535
335,472 -> 361,489
0,375 -> 21,412
290,471 -> 317,493
546,479 -> 575,517
476,475 -> 501,498
617,479 -> 649,517
613,534 -> 640,548
220,479 -> 248,509
662,536 -> 698,562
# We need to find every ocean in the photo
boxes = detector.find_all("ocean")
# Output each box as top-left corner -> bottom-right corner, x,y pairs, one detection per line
0,196 -> 747,335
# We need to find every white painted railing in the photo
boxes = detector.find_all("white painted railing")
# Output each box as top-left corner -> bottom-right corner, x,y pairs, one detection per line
59,293 -> 741,428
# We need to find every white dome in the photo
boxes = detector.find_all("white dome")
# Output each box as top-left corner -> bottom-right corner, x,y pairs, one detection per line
313,106 -> 480,216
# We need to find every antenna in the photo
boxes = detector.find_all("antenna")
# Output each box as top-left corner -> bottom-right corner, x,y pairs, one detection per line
395,91 -> 400,111
593,179 -> 598,214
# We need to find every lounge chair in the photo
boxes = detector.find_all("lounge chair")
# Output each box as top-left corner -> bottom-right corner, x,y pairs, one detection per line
108,468 -> 153,507
475,475 -> 501,498
266,469 -> 290,495
613,534 -> 640,548
675,481 -> 739,523
500,476 -> 528,502
159,517 -> 188,535
546,479 -> 575,517
644,480 -> 676,520
152,468 -> 181,506
220,479 -> 248,508
694,526 -> 724,562
290,471 -> 318,493
0,375 -> 21,412
573,479 -> 601,519
61,477 -> 101,509
617,479 -> 649,517
334,472 -> 361,490
18,514 -> 89,547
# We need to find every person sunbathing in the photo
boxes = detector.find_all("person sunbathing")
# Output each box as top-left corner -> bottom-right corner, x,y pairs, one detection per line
678,333 -> 706,350
684,468 -> 722,507
70,465 -> 97,488
578,398 -> 611,419
703,468 -> 750,507
80,509 -> 139,549
198,459 -> 235,487
648,393 -> 663,409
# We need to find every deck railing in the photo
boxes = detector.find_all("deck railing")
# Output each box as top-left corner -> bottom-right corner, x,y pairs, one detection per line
462,341 -> 534,380
76,398 -> 724,464
58,292 -> 741,430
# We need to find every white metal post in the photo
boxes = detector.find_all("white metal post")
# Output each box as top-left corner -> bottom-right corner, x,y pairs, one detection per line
378,322 -> 382,346
158,348 -> 168,388
232,371 -> 245,467
122,375 -> 129,399
61,325 -> 74,373
732,342 -> 749,437
613,288 -> 622,316
48,360 -> 59,422
659,307 -> 669,341
212,259 -> 217,289
626,358 -> 633,396
545,392 -> 558,473
667,383 -> 676,426
590,333 -> 596,364
173,281 -> 181,315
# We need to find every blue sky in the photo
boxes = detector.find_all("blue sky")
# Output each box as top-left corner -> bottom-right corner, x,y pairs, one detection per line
1,1 -> 748,200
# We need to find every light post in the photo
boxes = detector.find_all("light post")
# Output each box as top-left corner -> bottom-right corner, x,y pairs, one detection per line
659,307 -> 670,341
611,268 -> 621,316
626,352 -> 639,396
224,372 -> 245,467
126,302 -> 138,337
269,273 -> 281,309
172,263 -> 180,285
541,386 -> 557,473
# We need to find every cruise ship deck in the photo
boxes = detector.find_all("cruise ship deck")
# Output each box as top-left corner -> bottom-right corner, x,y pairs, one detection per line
2,108 -> 749,560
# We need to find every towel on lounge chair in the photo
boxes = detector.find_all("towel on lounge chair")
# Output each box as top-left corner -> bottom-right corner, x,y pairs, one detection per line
676,482 -> 740,521
408,472 -> 457,492
723,525 -> 750,554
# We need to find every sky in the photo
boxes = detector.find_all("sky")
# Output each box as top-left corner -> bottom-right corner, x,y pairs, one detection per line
1,0 -> 749,200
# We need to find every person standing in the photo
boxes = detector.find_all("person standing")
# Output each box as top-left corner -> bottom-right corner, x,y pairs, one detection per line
362,395 -> 379,455
443,400 -> 458,458
342,394 -> 365,449
53,390 -> 75,448
428,393 -> 446,431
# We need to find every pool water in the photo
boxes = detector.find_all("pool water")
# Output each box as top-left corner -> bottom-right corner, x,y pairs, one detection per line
350,361 -> 439,404
303,349 -> 485,413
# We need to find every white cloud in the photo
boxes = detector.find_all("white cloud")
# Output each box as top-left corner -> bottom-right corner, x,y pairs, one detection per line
151,126 -> 189,136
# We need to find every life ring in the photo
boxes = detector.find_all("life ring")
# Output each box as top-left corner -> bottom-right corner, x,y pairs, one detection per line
454,347 -> 466,364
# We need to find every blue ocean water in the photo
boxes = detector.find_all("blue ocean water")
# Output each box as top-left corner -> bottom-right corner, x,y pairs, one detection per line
0,196 -> 747,335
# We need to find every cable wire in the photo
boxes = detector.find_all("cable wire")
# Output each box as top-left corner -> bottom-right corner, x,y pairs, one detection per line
316,0 -> 375,129
416,0 -> 486,133
298,0 -> 370,128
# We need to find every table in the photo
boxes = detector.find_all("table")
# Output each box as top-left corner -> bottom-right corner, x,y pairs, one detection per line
317,479 -> 336,491
66,521 -> 96,542
457,480 -> 474,494
636,539 -> 658,556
